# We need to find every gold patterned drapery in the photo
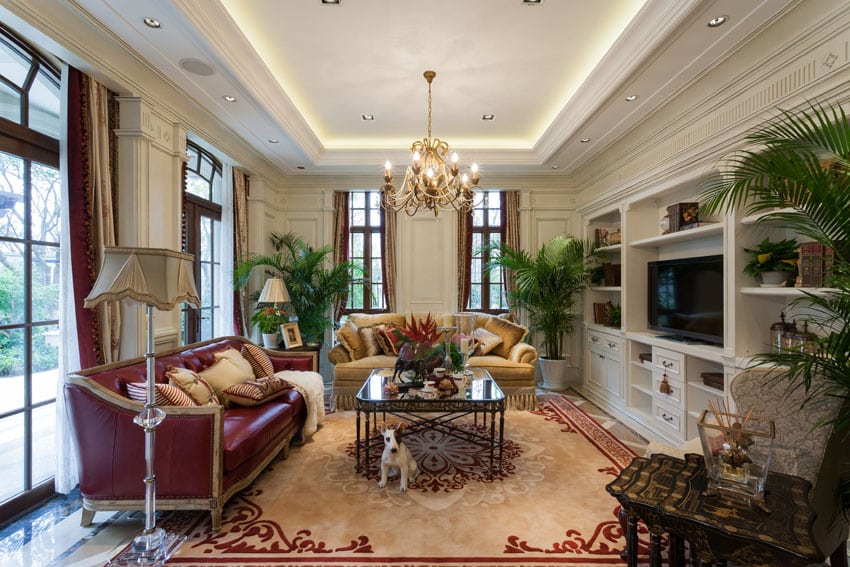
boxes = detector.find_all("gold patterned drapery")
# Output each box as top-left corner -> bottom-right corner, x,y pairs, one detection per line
232,167 -> 250,335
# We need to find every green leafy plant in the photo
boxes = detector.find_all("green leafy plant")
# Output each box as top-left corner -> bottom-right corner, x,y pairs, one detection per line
250,306 -> 287,335
700,100 -> 850,515
742,237 -> 799,277
484,235 -> 596,360
235,232 -> 359,345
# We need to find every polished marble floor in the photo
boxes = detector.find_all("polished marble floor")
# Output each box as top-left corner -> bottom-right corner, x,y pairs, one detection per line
0,389 -> 657,566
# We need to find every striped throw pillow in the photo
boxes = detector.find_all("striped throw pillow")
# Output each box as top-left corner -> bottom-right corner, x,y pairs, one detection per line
221,375 -> 293,407
166,366 -> 220,406
241,343 -> 275,378
126,382 -> 196,407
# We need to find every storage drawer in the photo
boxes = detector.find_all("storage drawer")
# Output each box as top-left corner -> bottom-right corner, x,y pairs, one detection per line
652,372 -> 683,405
652,347 -> 684,377
587,330 -> 623,357
652,399 -> 684,439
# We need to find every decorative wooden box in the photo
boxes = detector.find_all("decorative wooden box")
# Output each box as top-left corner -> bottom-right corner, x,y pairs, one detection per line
666,202 -> 700,232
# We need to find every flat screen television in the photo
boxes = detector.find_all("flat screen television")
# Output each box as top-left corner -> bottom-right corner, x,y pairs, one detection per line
648,255 -> 724,346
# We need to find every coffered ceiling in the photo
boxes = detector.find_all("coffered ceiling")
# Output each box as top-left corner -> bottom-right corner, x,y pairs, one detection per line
36,0 -> 798,177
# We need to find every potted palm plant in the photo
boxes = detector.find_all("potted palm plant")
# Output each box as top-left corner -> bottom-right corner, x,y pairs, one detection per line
700,101 -> 850,523
235,232 -> 358,345
485,235 -> 596,390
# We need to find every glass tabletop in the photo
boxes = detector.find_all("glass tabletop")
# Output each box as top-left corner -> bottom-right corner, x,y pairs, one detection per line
356,368 -> 505,403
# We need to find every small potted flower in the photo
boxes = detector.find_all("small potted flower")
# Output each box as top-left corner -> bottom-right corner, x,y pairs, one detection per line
743,237 -> 799,287
251,306 -> 288,348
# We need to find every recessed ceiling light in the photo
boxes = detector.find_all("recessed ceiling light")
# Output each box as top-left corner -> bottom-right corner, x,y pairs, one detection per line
222,95 -> 236,102
482,114 -> 495,121
268,138 -> 279,144
580,138 -> 590,143
522,0 -> 542,5
708,15 -> 727,27
143,18 -> 161,29
625,95 -> 638,102
321,0 -> 341,4
551,165 -> 559,169
362,114 -> 374,121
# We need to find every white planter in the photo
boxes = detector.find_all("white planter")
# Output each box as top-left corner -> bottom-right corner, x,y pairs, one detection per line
539,356 -> 572,391
760,270 -> 793,287
262,333 -> 280,348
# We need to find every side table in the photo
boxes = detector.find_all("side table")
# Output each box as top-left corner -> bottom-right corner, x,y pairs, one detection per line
271,344 -> 321,373
606,453 -> 823,567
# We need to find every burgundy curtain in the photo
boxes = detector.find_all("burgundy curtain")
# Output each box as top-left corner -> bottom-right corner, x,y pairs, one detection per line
332,191 -> 350,319
67,67 -> 102,369
457,209 -> 472,312
504,191 -> 520,319
381,206 -> 397,312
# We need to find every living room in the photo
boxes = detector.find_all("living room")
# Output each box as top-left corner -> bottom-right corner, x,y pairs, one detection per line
0,1 -> 849,566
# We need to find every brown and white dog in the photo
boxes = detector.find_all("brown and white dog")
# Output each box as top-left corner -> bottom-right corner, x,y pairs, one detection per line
377,423 -> 419,492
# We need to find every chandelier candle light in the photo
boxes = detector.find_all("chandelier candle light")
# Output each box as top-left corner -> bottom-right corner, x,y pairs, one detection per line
381,70 -> 480,216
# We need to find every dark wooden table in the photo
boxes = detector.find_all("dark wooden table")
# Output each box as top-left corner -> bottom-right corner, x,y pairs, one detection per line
606,453 -> 823,567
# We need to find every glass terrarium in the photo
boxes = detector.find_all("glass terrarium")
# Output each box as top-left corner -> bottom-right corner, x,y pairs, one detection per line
697,409 -> 775,504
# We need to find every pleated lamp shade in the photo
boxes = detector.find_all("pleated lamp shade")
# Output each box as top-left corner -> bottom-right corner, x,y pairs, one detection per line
85,247 -> 200,310
257,278 -> 290,304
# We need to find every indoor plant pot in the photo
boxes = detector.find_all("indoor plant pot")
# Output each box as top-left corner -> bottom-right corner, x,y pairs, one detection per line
539,356 -> 573,391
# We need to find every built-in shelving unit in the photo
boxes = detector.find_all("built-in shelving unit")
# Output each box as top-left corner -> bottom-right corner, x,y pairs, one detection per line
630,222 -> 723,248
740,287 -> 836,296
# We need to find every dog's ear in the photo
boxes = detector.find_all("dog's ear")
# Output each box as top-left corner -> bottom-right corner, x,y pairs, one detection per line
377,423 -> 386,434
396,423 -> 406,435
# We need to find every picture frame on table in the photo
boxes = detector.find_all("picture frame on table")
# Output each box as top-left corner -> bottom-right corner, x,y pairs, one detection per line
281,322 -> 303,349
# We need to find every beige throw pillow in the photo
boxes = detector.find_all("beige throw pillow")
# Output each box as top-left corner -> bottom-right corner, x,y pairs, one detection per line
199,349 -> 255,398
359,326 -> 381,357
166,366 -> 219,406
337,321 -> 368,360
484,316 -> 528,358
472,327 -> 503,356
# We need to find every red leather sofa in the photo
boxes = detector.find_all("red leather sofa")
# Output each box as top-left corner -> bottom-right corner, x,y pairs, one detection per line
65,336 -> 317,532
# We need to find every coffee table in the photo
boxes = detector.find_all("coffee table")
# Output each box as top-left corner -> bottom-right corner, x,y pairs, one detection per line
355,368 -> 506,478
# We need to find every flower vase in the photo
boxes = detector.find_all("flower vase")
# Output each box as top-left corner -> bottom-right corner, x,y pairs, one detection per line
454,313 -> 477,376
262,333 -> 279,349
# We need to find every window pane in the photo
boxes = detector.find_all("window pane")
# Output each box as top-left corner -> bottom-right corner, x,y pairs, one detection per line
472,209 -> 484,227
351,233 -> 364,258
488,208 -> 500,226
0,38 -> 32,87
199,155 -> 213,181
371,233 -> 381,257
0,82 -> 21,126
471,233 -> 482,250
371,259 -> 382,282
32,324 -> 58,404
468,285 -> 481,310
200,307 -> 213,340
369,208 -> 381,227
28,69 -> 60,139
352,208 -> 366,227
186,144 -> 198,166
0,151 -> 25,239
349,284 -> 363,309
0,328 -> 25,411
200,217 -> 213,260
0,241 -> 25,324
201,262 -> 212,305
185,174 -> 208,199
371,284 -> 384,309
32,403 -> 55,485
489,284 -> 503,309
367,191 -> 379,208
351,192 -> 365,208
488,191 -> 500,208
32,244 -> 59,321
0,414 -> 25,503
470,258 -> 482,283
211,174 -> 222,205
31,162 -> 60,243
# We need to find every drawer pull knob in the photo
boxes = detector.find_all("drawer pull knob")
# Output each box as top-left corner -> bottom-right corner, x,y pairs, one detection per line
662,413 -> 674,423
591,337 -> 599,343
662,360 -> 673,368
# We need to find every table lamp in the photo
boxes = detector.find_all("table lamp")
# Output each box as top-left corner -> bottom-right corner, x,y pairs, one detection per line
85,247 -> 200,567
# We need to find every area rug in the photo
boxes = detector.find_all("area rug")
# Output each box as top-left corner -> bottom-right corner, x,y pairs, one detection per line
162,394 -> 653,566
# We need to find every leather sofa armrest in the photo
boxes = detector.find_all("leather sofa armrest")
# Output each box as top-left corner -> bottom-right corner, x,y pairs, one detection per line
508,342 -> 538,364
328,344 -> 352,364
267,350 -> 317,372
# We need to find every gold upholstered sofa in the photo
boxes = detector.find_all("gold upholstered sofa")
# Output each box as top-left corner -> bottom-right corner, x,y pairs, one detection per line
328,312 -> 538,411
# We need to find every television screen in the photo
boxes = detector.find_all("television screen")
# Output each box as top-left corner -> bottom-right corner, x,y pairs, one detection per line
648,255 -> 724,345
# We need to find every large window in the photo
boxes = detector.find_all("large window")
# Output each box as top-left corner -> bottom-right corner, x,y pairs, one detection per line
344,191 -> 385,313
467,191 -> 509,313
182,141 -> 223,343
0,27 -> 61,521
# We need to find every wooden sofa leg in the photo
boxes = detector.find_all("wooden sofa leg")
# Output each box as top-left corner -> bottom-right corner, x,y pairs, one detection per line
80,506 -> 95,527
211,509 -> 222,533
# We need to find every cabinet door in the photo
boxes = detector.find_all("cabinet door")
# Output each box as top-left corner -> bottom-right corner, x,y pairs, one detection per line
589,349 -> 606,389
605,355 -> 622,398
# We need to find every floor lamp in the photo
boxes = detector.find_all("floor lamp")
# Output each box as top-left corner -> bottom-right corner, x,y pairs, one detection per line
85,247 -> 200,567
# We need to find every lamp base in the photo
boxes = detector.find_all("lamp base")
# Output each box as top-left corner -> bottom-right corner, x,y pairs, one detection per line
108,528 -> 186,567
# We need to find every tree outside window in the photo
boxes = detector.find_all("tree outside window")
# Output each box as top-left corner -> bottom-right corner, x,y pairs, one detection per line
468,191 -> 509,313
344,191 -> 385,313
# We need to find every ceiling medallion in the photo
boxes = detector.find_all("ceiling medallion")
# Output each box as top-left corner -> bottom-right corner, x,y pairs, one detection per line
381,70 -> 480,216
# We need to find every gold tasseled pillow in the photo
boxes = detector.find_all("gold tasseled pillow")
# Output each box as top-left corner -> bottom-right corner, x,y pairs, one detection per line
337,320 -> 368,360
484,316 -> 528,358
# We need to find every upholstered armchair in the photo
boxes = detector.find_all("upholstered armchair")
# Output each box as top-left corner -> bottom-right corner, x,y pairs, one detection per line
646,368 -> 848,566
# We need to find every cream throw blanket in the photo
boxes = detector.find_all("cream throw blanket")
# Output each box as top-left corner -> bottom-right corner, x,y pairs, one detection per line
275,370 -> 325,439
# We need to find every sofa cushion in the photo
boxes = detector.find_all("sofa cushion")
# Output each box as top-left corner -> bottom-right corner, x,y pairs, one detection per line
222,400 -> 296,473
337,321 -> 366,360
166,366 -> 220,405
473,327 -> 503,355
200,349 -> 255,397
222,375 -> 293,407
348,313 -> 407,329
484,316 -> 528,358
241,344 -> 275,378
126,382 -> 196,407
375,325 -> 401,355
359,326 -> 382,357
